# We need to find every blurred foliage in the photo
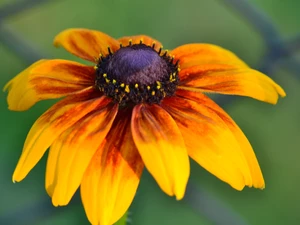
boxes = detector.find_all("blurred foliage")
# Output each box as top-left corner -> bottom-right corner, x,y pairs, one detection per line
0,0 -> 299,225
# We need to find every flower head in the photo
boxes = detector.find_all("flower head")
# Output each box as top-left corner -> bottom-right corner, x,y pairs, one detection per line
4,28 -> 285,225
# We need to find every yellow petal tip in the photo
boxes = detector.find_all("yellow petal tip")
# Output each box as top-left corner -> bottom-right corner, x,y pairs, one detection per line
12,174 -> 20,183
271,80 -> 286,103
53,29 -> 68,47
258,183 -> 266,190
53,37 -> 60,48
235,185 -> 245,191
175,194 -> 184,201
12,175 -> 18,183
174,184 -> 188,201
278,87 -> 286,98
12,165 -> 27,183
3,82 -> 10,92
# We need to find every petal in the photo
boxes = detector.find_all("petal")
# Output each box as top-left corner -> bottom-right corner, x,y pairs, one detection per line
4,59 -> 95,111
163,89 -> 265,189
46,103 -> 118,206
176,89 -> 265,188
178,64 -> 238,81
12,88 -> 108,182
118,35 -> 163,51
81,110 -> 144,225
46,135 -> 63,197
54,28 -> 120,62
131,104 -> 190,200
179,66 -> 286,104
171,43 -> 249,69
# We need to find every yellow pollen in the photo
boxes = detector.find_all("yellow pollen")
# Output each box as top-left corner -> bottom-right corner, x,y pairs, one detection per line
103,73 -> 107,78
147,86 -> 151,90
151,91 -> 155,96
93,65 -> 98,70
156,81 -> 161,89
112,79 -> 117,84
105,78 -> 110,83
120,83 -> 125,88
125,85 -> 130,93
140,39 -> 143,44
129,39 -> 132,45
135,84 -> 139,88
177,68 -> 181,72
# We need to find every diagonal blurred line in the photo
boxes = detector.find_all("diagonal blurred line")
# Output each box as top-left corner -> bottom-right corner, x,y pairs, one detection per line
219,0 -> 280,45
218,0 -> 300,79
219,0 -> 286,58
185,183 -> 250,225
0,0 -> 49,21
258,50 -> 300,75
286,34 -> 300,53
257,52 -> 278,74
0,24 -> 50,63
278,57 -> 300,76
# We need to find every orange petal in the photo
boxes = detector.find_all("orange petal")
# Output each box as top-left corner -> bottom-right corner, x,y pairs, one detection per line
118,35 -> 163,51
12,88 -> 108,182
4,59 -> 95,111
131,104 -> 190,200
47,102 -> 118,206
163,89 -> 265,190
81,110 -> 144,225
171,43 -> 248,69
54,28 -> 120,62
176,89 -> 265,188
179,66 -> 286,104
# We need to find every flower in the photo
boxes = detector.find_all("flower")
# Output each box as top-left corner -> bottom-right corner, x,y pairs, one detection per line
4,28 -> 285,225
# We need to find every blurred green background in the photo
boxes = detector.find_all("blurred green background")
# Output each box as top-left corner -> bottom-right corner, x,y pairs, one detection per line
0,0 -> 299,224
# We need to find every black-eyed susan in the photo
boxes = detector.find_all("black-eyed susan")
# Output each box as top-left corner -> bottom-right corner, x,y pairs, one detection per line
4,28 -> 285,225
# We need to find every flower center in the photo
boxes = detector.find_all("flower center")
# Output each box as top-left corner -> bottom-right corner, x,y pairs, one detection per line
95,43 -> 179,106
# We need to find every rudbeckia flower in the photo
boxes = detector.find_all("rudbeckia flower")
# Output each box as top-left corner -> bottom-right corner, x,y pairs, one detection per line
4,28 -> 285,225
